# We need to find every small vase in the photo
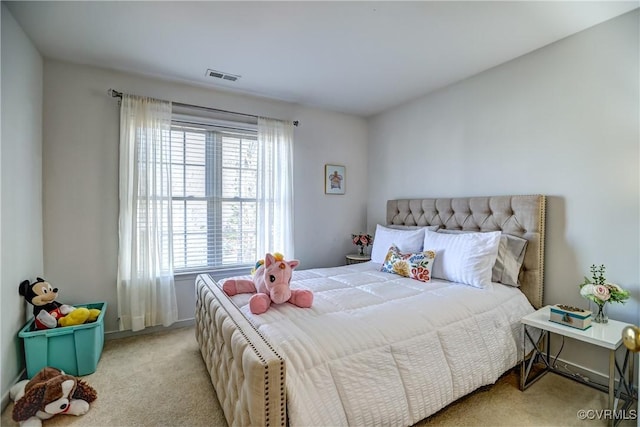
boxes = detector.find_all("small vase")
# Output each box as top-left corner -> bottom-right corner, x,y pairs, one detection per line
593,303 -> 608,324
358,245 -> 365,256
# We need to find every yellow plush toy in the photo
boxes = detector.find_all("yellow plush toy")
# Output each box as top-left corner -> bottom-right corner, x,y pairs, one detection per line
58,307 -> 101,327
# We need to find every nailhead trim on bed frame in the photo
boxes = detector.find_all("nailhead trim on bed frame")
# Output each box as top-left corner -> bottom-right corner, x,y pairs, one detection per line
195,275 -> 287,426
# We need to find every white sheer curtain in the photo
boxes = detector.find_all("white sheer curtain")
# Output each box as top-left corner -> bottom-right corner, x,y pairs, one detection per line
256,117 -> 295,257
117,94 -> 178,332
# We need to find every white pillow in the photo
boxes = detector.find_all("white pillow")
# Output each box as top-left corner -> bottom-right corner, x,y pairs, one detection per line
370,224 -> 425,264
437,230 -> 528,287
423,229 -> 501,289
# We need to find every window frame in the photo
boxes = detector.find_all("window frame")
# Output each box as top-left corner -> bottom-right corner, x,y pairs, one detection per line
170,119 -> 259,274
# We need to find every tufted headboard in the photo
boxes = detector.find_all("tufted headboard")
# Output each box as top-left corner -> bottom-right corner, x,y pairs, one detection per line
386,195 -> 546,309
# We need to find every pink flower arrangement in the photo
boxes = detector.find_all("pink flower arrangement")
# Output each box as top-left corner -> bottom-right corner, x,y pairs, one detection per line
352,233 -> 373,247
579,264 -> 629,306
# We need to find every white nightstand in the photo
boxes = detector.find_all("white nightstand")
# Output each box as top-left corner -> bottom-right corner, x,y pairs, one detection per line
521,305 -> 636,426
346,254 -> 371,265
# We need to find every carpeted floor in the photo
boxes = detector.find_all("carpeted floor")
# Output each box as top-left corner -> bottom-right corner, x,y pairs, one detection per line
1,326 -> 636,427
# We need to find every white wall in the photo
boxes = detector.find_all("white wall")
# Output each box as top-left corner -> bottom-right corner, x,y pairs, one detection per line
368,10 -> 639,378
42,60 -> 368,334
1,4 -> 44,403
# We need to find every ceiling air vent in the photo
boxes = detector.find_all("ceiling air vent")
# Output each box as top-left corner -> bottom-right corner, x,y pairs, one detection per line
206,69 -> 241,82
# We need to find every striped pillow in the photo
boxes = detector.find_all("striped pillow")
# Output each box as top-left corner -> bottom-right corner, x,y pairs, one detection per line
423,229 -> 501,289
437,230 -> 528,287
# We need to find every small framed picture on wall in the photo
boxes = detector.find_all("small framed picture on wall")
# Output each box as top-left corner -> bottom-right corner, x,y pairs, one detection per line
325,164 -> 345,195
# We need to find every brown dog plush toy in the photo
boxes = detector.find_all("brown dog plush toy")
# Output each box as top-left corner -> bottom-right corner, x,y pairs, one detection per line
10,367 -> 97,426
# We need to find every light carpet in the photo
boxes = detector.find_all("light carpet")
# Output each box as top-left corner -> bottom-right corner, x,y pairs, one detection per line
2,326 -> 636,426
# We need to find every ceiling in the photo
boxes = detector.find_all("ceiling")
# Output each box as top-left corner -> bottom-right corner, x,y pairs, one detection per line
5,1 -> 639,117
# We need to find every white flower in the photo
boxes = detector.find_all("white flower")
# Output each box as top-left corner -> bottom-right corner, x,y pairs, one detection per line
593,285 -> 611,302
580,284 -> 595,298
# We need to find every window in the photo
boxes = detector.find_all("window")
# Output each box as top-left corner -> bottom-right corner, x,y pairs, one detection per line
171,122 -> 258,272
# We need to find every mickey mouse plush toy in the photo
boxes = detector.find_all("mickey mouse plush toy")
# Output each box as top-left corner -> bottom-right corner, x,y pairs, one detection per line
18,278 -> 79,330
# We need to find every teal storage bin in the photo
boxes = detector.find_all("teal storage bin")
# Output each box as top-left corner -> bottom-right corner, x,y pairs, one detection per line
18,302 -> 106,378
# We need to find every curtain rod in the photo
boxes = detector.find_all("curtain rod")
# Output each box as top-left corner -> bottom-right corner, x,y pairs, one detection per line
108,89 -> 299,127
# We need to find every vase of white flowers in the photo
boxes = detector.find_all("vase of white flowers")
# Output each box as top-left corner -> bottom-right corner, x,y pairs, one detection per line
579,264 -> 630,324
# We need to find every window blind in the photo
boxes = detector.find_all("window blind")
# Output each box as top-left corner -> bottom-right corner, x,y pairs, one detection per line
170,117 -> 258,272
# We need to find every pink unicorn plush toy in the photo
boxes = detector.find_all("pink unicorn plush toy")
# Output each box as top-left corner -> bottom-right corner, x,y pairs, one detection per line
222,253 -> 313,314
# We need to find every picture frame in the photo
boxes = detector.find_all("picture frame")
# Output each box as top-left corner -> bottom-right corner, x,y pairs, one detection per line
325,164 -> 345,195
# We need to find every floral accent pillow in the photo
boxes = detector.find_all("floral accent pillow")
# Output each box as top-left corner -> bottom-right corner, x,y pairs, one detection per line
380,244 -> 436,283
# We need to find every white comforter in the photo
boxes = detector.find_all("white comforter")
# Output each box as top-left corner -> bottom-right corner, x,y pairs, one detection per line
222,262 -> 534,426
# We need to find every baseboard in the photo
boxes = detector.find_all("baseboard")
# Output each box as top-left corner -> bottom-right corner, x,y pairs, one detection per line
1,369 -> 26,413
105,318 -> 195,340
553,356 -> 637,390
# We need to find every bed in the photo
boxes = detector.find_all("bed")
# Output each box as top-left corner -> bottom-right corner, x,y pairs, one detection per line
195,194 -> 546,426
